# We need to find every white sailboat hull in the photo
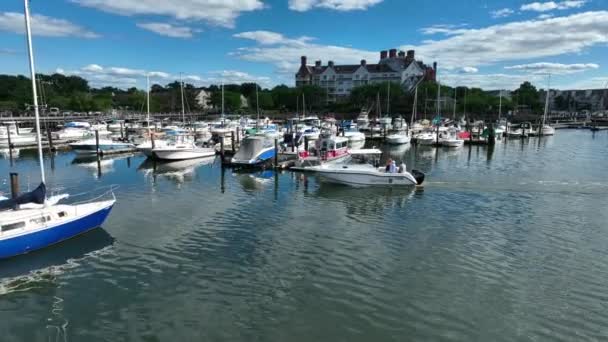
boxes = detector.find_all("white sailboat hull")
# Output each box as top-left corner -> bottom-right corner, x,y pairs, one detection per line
386,134 -> 410,145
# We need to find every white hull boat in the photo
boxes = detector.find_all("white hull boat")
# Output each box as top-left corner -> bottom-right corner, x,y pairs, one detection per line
69,138 -> 135,154
386,132 -> 410,145
153,147 -> 216,161
312,163 -> 425,187
136,139 -> 170,158
440,138 -> 464,147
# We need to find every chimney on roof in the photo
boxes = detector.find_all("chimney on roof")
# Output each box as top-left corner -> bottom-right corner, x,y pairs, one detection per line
360,59 -> 367,66
328,61 -> 334,67
405,50 -> 415,63
398,51 -> 405,58
301,56 -> 307,67
380,50 -> 388,60
315,60 -> 321,68
389,49 -> 397,58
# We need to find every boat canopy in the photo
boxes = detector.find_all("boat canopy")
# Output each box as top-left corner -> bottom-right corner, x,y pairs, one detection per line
233,136 -> 270,161
0,182 -> 46,211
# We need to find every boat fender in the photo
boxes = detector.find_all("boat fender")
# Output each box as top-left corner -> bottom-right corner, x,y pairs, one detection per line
411,169 -> 425,185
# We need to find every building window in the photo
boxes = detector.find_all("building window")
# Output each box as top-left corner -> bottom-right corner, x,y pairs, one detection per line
323,75 -> 327,80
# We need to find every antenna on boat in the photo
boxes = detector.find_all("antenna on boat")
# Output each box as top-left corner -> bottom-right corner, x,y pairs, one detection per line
221,80 -> 225,121
23,0 -> 45,184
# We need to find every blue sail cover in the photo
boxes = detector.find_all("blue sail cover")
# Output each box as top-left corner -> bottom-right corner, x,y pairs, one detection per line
0,182 -> 46,211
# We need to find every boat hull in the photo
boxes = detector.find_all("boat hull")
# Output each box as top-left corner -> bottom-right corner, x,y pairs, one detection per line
154,149 -> 216,160
231,147 -> 276,167
0,203 -> 114,259
318,170 -> 418,186
71,143 -> 135,154
386,135 -> 411,145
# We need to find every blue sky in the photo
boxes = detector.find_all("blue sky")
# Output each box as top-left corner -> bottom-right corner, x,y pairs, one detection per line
0,0 -> 607,90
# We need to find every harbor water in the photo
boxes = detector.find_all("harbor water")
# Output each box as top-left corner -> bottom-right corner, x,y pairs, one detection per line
0,130 -> 607,341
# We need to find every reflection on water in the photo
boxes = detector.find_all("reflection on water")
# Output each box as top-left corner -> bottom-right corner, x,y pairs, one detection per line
0,131 -> 607,341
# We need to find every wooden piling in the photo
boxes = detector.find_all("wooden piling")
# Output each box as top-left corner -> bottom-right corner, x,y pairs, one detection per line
151,133 -> 155,149
120,122 -> 124,140
231,131 -> 235,154
6,124 -> 13,149
9,172 -> 19,199
236,128 -> 240,145
95,130 -> 101,156
291,133 -> 295,152
304,136 -> 309,151
435,125 -> 439,146
46,127 -> 54,152
15,122 -> 20,135
220,136 -> 225,162
274,138 -> 278,167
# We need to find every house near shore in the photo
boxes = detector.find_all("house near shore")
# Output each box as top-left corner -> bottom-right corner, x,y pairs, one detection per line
295,49 -> 436,103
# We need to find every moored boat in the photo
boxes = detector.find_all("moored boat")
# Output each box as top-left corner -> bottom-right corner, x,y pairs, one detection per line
231,135 -> 276,167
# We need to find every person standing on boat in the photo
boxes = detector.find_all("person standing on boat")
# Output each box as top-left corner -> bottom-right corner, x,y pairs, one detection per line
398,161 -> 406,174
386,159 -> 393,173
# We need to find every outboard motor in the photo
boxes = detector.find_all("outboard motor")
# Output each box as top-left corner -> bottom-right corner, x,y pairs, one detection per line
411,170 -> 425,185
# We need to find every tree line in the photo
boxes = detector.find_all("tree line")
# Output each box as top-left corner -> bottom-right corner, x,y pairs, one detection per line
1,73 -> 571,120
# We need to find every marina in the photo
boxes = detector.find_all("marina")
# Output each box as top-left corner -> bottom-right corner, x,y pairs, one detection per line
0,130 -> 607,341
1,0 -> 608,340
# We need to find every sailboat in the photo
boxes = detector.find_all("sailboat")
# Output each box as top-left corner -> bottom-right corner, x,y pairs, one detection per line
0,0 -> 115,259
385,83 -> 410,145
537,78 -> 556,136
137,75 -> 168,157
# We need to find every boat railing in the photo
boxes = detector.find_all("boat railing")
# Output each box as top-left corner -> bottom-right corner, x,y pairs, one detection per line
57,185 -> 118,207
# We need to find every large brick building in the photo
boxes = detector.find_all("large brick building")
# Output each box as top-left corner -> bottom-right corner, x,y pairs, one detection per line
295,49 -> 436,102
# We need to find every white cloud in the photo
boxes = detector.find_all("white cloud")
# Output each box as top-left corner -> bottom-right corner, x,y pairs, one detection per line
0,12 -> 99,38
71,0 -> 264,28
461,67 -> 479,73
82,64 -> 104,72
420,24 -> 469,35
208,70 -> 272,87
400,11 -> 608,70
505,62 -> 599,74
491,8 -> 514,18
136,22 -> 198,38
567,76 -> 608,89
441,73 -> 546,90
233,30 -> 313,45
521,1 -> 587,12
288,0 -> 383,11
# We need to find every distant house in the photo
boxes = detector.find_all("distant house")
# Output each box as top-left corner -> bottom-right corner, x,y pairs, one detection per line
240,95 -> 249,109
295,49 -> 436,102
195,89 -> 213,110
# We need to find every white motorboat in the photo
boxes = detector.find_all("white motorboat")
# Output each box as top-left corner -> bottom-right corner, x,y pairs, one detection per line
69,138 -> 136,154
0,124 -> 36,146
136,138 -> 170,158
416,132 -> 437,146
386,131 -> 411,145
231,135 -> 276,167
356,109 -> 370,130
311,163 -> 425,187
439,129 -> 464,147
152,134 -> 216,160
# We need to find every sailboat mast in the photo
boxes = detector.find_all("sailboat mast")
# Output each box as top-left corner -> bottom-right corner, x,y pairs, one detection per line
498,90 -> 502,121
386,82 -> 390,116
436,81 -> 441,117
146,74 -> 151,135
23,0 -> 45,184
411,86 -> 418,127
543,75 -> 551,127
221,81 -> 225,118
302,93 -> 306,119
453,88 -> 457,120
256,83 -> 260,123
180,73 -> 185,124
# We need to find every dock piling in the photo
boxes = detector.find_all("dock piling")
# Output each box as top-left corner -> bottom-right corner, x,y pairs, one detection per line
9,172 -> 19,199
95,130 -> 101,156
6,124 -> 13,149
220,136 -> 225,162
435,125 -> 439,146
120,122 -> 124,140
231,132 -> 235,154
304,136 -> 309,151
46,127 -> 54,152
274,138 -> 278,168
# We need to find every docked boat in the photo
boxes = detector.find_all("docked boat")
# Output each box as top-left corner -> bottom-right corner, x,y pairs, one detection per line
386,131 -> 411,145
0,122 -> 36,147
69,138 -> 136,154
0,0 -> 116,260
294,133 -> 350,168
231,135 -> 276,167
52,122 -> 97,141
439,129 -> 464,147
136,138 -> 170,158
152,134 -> 216,160
416,131 -> 437,146
311,163 -> 425,187
356,109 -> 370,130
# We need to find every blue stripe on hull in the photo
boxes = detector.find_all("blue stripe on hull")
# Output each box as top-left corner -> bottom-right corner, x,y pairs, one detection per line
0,205 -> 114,259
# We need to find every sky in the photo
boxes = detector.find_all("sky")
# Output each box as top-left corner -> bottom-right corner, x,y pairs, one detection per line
0,0 -> 607,91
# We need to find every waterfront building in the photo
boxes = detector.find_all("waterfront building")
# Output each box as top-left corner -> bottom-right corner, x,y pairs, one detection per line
295,49 -> 437,102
